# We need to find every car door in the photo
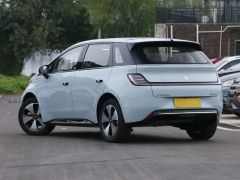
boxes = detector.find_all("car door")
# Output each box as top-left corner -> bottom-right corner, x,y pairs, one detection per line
37,46 -> 83,121
71,43 -> 112,122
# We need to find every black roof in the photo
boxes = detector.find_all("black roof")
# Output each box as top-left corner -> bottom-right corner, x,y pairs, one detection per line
63,37 -> 201,54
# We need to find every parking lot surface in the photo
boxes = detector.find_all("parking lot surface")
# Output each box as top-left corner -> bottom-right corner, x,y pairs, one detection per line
0,95 -> 240,180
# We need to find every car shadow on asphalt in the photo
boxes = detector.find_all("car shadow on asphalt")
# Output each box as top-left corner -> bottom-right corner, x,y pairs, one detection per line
48,131 -> 102,141
47,131 -> 214,144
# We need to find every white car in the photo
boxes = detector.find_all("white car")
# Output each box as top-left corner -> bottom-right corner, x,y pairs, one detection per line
215,56 -> 240,72
18,38 -> 222,142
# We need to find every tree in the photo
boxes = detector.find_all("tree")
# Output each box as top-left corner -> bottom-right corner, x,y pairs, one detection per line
193,0 -> 203,7
157,0 -> 203,8
204,0 -> 211,8
85,0 -> 155,38
41,0 -> 93,50
0,0 -> 93,75
0,0 -> 23,75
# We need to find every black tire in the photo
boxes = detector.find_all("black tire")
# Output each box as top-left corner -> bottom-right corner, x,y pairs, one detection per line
99,98 -> 131,142
186,122 -> 217,140
18,98 -> 55,135
234,113 -> 240,117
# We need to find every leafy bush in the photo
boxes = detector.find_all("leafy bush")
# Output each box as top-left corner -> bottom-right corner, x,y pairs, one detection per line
0,74 -> 30,95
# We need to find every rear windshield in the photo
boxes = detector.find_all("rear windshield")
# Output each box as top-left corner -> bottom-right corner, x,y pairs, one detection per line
131,45 -> 210,64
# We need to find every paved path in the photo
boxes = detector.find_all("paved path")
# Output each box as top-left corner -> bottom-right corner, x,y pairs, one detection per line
0,95 -> 240,180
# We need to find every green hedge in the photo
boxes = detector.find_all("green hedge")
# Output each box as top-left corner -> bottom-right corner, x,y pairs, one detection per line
0,75 -> 30,95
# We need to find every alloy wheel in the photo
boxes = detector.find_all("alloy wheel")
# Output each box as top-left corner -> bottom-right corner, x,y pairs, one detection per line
22,103 -> 45,131
101,105 -> 119,137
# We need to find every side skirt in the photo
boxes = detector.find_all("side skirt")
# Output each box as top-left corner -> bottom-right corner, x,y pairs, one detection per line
48,119 -> 99,127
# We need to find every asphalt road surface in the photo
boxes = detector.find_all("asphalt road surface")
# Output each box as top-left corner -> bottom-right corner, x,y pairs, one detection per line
0,95 -> 240,180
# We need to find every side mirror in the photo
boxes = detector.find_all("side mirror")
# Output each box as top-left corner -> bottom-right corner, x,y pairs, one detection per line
39,65 -> 49,79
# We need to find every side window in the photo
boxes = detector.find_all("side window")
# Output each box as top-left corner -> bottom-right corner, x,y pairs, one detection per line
48,59 -> 58,73
115,47 -> 124,64
221,60 -> 240,71
221,62 -> 232,71
55,46 -> 83,72
82,44 -> 111,69
113,43 -> 134,66
229,59 -> 240,69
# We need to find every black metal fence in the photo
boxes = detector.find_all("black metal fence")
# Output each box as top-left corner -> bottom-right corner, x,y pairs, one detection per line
156,8 -> 240,23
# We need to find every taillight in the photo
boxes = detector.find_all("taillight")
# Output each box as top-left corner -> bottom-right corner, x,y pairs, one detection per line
127,73 -> 150,86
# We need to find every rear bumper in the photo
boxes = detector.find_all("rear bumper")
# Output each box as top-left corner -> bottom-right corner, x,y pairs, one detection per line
127,109 -> 218,127
118,83 -> 223,124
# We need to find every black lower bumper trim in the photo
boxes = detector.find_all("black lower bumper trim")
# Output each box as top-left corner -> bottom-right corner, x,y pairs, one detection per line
128,109 -> 218,127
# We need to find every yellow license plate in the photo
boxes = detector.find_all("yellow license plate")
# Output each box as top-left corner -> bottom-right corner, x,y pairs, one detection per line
174,98 -> 201,108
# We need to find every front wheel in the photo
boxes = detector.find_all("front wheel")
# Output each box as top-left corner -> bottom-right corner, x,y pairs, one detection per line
186,122 -> 217,140
18,98 -> 55,135
99,99 -> 131,142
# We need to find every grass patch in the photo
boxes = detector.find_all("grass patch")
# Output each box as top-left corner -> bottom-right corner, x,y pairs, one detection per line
0,74 -> 30,95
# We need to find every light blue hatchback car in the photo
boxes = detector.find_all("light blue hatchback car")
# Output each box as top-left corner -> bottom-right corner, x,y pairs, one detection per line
18,38 -> 222,142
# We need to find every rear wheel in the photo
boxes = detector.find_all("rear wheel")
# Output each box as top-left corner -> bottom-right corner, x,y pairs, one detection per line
99,99 -> 131,142
186,122 -> 217,140
234,113 -> 240,117
18,98 -> 55,135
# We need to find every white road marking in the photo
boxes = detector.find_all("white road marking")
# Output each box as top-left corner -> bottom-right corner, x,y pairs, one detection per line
218,115 -> 240,131
217,126 -> 240,132
220,120 -> 240,124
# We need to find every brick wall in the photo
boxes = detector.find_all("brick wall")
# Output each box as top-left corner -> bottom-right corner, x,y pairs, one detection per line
155,23 -> 240,59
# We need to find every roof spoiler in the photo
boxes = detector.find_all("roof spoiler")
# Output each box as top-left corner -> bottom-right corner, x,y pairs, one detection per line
127,41 -> 202,51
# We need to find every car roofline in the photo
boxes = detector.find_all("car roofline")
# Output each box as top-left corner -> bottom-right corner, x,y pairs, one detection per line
66,38 -> 200,50
55,38 -> 202,61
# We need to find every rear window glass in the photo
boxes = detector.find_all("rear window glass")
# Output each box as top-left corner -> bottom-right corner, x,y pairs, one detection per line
131,45 -> 210,64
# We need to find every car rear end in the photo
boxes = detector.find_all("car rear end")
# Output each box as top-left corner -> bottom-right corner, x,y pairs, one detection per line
119,40 -> 222,129
226,78 -> 240,115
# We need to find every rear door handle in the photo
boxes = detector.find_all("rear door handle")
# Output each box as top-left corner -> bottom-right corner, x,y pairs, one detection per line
62,82 -> 69,86
96,80 -> 103,83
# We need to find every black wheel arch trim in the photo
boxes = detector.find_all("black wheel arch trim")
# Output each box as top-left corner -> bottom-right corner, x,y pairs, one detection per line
22,92 -> 38,103
96,93 -> 121,122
